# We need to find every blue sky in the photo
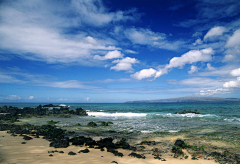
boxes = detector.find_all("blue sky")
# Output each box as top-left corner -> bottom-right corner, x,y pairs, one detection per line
0,0 -> 240,103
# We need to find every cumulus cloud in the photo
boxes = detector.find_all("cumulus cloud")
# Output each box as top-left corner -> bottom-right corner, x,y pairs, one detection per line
29,96 -> 34,100
223,77 -> 240,88
110,57 -> 139,72
198,88 -> 230,96
131,68 -> 157,80
132,47 -> 214,80
84,97 -> 90,101
166,48 -> 214,69
226,29 -> 240,47
94,50 -> 123,60
131,68 -> 168,80
188,65 -> 198,74
204,26 -> 227,40
206,63 -> 216,71
193,38 -> 203,45
230,68 -> 240,76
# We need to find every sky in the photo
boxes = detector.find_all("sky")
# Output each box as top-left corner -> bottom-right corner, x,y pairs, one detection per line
0,0 -> 240,103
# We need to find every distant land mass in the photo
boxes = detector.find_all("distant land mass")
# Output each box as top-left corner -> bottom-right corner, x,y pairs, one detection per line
125,97 -> 240,103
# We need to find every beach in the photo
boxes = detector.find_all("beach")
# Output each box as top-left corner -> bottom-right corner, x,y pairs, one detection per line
0,103 -> 240,164
0,131 -> 218,164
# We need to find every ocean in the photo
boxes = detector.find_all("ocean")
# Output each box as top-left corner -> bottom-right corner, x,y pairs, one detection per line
1,102 -> 240,145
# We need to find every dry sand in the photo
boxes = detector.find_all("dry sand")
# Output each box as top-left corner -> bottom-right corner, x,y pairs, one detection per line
0,131 -> 217,164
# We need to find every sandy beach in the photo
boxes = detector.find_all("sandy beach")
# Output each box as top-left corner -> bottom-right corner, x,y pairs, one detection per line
0,131 -> 218,164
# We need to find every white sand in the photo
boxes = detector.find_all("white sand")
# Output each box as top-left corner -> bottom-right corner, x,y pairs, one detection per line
0,131 -> 217,164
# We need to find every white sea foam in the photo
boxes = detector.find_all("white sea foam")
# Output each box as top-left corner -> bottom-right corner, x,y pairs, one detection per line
141,130 -> 154,133
169,130 -> 179,133
164,113 -> 217,118
87,112 -> 147,117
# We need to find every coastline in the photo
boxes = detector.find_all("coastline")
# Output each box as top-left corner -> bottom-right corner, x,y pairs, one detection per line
0,104 -> 240,164
0,130 -> 218,164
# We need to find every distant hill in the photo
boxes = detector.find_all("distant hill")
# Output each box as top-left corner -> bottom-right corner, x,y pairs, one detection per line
125,97 -> 240,103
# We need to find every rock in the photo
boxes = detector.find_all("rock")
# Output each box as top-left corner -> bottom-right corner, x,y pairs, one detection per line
128,152 -> 146,159
154,155 -> 161,160
100,121 -> 108,126
23,135 -> 33,140
111,161 -> 118,164
75,108 -> 88,116
115,138 -> 130,149
21,142 -> 26,144
59,151 -> 64,153
72,139 -> 85,146
68,151 -> 77,155
78,149 -> 90,153
87,121 -> 97,127
50,139 -> 69,148
175,110 -> 200,114
174,139 -> 187,148
97,137 -> 116,149
49,154 -> 53,156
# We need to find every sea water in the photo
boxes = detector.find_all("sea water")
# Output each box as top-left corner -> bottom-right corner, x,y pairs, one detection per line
1,102 -> 240,143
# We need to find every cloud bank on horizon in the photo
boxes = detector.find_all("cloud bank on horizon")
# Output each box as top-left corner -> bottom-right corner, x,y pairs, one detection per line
0,0 -> 240,102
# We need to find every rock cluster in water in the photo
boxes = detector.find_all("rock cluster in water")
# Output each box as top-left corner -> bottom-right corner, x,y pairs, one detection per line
174,110 -> 200,114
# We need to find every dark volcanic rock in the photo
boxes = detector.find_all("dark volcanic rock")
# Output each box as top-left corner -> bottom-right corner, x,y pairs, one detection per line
72,139 -> 85,146
23,135 -> 33,140
97,137 -> 115,149
174,139 -> 186,148
50,139 -> 69,148
128,152 -> 146,159
115,138 -> 130,149
100,121 -> 108,126
68,151 -> 77,155
87,121 -> 97,127
78,149 -> 90,153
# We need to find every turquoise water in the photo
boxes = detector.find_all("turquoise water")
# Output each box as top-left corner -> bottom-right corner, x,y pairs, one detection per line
1,102 -> 240,135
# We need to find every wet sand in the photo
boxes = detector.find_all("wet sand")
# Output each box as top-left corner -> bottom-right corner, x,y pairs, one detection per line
0,131 -> 217,164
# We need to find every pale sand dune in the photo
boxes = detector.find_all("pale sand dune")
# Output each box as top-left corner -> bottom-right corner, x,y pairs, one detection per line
0,131 -> 217,164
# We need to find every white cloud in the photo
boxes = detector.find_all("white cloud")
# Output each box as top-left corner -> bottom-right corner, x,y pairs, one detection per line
131,68 -> 168,80
131,68 -> 157,80
230,68 -> 240,76
132,48 -> 214,80
84,97 -> 90,101
94,50 -> 123,60
110,57 -> 139,72
188,65 -> 198,74
198,88 -> 230,96
29,96 -> 34,100
166,47 -> 214,69
125,50 -> 138,54
0,0 -> 134,65
206,63 -> 216,71
124,27 -> 184,51
124,28 -> 165,45
223,77 -> 240,88
204,26 -> 227,40
180,77 -> 223,87
226,29 -> 240,47
0,95 -> 22,100
193,38 -> 203,45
